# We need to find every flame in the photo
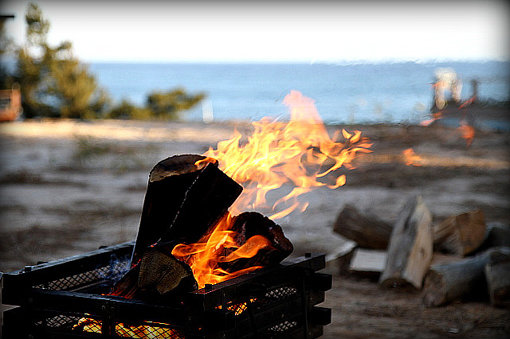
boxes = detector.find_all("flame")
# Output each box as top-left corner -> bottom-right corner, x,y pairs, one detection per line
73,318 -> 184,338
458,120 -> 475,147
203,90 -> 371,218
402,148 -> 423,166
420,111 -> 443,127
172,91 -> 371,288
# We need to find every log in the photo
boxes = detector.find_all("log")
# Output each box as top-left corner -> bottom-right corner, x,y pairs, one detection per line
131,154 -> 242,264
220,212 -> 294,272
433,209 -> 486,256
477,224 -> 510,252
423,247 -> 510,307
111,245 -> 196,299
379,195 -> 433,289
333,204 -> 393,249
485,248 -> 510,308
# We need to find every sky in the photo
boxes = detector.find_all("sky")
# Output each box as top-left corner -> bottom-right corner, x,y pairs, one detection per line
1,0 -> 509,63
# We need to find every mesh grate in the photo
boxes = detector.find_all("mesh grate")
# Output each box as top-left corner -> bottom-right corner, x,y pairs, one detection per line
34,259 -> 129,291
46,314 -> 82,329
267,320 -> 298,333
265,286 -> 298,300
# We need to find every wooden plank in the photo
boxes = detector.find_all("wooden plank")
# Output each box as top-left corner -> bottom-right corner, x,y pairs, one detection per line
349,248 -> 386,278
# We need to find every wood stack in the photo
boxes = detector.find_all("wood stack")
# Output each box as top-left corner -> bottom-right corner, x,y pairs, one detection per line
112,154 -> 294,300
332,197 -> 510,308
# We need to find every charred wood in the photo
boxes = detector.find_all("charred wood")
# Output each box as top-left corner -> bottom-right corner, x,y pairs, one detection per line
131,154 -> 242,264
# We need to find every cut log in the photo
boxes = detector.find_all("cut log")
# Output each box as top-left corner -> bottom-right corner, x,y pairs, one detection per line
485,248 -> 510,308
131,154 -> 242,264
333,204 -> 393,249
379,195 -> 433,289
433,209 -> 486,256
423,247 -> 510,307
349,248 -> 387,279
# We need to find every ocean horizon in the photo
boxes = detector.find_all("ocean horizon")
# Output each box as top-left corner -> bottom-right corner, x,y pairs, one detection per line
85,60 -> 509,124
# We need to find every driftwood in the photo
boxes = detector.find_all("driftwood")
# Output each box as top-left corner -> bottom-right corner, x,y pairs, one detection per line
433,210 -> 486,256
485,248 -> 510,308
379,196 -> 433,289
333,204 -> 393,249
423,247 -> 510,307
131,154 -> 242,264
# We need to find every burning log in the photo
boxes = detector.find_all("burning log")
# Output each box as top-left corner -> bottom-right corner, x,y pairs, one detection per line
433,210 -> 486,256
423,247 -> 510,307
333,204 -> 393,249
131,154 -> 242,264
485,248 -> 510,308
225,212 -> 294,271
379,196 -> 433,289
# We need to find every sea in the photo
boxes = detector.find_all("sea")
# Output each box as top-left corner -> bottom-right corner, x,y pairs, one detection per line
88,61 -> 510,125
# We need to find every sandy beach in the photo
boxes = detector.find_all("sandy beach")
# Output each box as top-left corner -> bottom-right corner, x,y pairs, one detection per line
1,119 -> 509,338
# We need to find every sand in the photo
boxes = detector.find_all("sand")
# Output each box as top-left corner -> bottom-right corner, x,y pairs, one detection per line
1,119 -> 509,338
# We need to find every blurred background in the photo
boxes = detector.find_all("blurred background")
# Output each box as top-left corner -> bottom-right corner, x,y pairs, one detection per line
1,1 -> 510,337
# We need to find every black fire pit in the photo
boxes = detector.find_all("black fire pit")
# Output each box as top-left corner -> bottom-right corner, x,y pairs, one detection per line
1,242 -> 331,338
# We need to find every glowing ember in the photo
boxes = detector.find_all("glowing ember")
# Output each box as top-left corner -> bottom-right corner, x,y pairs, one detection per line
73,318 -> 184,338
402,148 -> 423,166
172,90 -> 372,288
458,120 -> 475,147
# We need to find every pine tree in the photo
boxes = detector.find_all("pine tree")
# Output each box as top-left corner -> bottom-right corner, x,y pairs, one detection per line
14,3 -> 108,119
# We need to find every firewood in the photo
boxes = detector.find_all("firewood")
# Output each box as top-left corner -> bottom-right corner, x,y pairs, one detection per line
478,224 -> 510,252
333,204 -> 393,249
220,212 -> 293,272
111,245 -> 196,298
131,154 -> 242,264
348,248 -> 387,279
485,247 -> 510,308
423,247 -> 510,307
379,195 -> 433,289
433,210 -> 486,256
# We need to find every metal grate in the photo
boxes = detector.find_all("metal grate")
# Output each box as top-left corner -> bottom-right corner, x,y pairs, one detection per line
267,320 -> 299,333
34,260 -> 129,291
265,286 -> 298,300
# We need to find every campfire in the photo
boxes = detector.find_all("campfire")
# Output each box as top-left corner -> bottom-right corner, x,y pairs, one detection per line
2,91 -> 371,338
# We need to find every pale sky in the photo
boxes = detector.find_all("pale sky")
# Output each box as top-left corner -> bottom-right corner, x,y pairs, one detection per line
1,0 -> 509,63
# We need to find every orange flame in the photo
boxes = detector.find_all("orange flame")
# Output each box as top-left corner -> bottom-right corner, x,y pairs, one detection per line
73,318 -> 184,338
203,90 -> 372,219
458,120 -> 475,147
402,148 -> 423,166
420,111 -> 443,127
172,90 -> 372,288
